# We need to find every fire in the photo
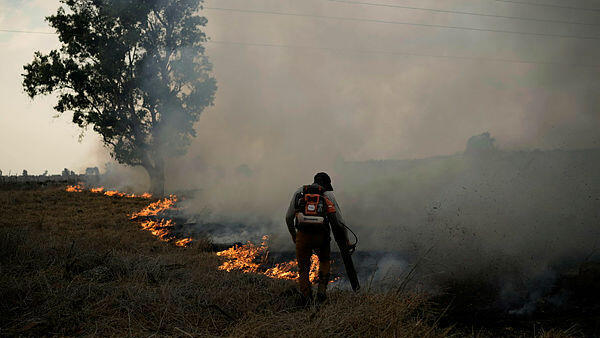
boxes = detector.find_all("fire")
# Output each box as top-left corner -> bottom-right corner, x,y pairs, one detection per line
104,190 -> 123,197
65,184 -> 152,199
66,184 -> 192,247
66,182 -> 332,278
130,195 -> 178,219
216,236 -> 321,283
265,259 -> 320,281
130,195 -> 193,247
175,238 -> 193,247
216,238 -> 266,273
139,219 -> 174,241
65,183 -> 84,192
104,190 -> 151,198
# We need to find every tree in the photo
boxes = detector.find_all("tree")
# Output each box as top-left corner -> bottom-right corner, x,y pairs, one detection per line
23,0 -> 217,195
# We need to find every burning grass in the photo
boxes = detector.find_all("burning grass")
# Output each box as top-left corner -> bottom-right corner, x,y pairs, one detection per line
65,186 -> 192,247
129,194 -> 177,218
216,235 -> 322,282
71,186 -> 317,281
66,183 -> 153,198
65,183 -> 83,192
0,184 -> 584,337
128,194 -> 195,247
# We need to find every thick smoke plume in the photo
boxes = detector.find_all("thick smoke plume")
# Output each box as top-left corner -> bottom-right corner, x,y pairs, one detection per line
168,1 -> 599,224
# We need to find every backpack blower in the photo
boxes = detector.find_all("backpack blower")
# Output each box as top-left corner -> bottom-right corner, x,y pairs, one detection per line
330,214 -> 360,292
295,185 -> 360,292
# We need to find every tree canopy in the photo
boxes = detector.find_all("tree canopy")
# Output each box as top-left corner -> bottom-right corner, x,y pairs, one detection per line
23,0 -> 217,195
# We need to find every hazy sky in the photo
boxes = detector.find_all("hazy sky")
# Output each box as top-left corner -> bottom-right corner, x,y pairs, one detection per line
1,0 -> 599,175
0,0 -> 103,175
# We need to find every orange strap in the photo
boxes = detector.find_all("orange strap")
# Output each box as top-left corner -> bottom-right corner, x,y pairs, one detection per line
325,197 -> 336,213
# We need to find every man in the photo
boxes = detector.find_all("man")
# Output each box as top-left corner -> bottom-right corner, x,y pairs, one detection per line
285,172 -> 353,303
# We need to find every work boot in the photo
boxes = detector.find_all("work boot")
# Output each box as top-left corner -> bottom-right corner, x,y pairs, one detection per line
316,270 -> 329,299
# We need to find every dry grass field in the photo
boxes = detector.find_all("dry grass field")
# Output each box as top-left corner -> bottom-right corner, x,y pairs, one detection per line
0,184 -> 576,337
0,184 -> 446,337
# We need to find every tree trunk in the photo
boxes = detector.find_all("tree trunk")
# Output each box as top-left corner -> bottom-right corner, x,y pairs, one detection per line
145,158 -> 165,197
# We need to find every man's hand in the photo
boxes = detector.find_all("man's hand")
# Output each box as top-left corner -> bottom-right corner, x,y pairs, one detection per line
291,233 -> 297,243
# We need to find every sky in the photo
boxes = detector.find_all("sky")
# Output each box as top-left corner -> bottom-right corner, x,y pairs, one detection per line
0,0 -> 599,176
0,0 -> 106,175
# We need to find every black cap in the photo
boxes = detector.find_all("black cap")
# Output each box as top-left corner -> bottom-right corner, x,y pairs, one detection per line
314,172 -> 333,191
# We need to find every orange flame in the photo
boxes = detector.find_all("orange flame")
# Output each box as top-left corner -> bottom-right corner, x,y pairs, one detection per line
104,190 -> 124,197
130,195 -> 178,219
175,238 -> 193,247
125,192 -> 152,198
67,184 -> 329,277
66,185 -> 188,246
64,185 -> 326,277
104,190 -> 152,198
65,183 -> 84,192
130,195 -> 192,247
139,219 -> 174,241
65,184 -> 151,199
216,236 -> 322,283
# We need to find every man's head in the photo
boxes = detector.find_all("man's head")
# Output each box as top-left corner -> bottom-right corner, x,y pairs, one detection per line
314,172 -> 333,191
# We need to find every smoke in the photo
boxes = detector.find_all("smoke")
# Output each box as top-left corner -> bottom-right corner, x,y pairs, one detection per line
130,0 -> 600,310
94,162 -> 150,193
167,0 -> 600,204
